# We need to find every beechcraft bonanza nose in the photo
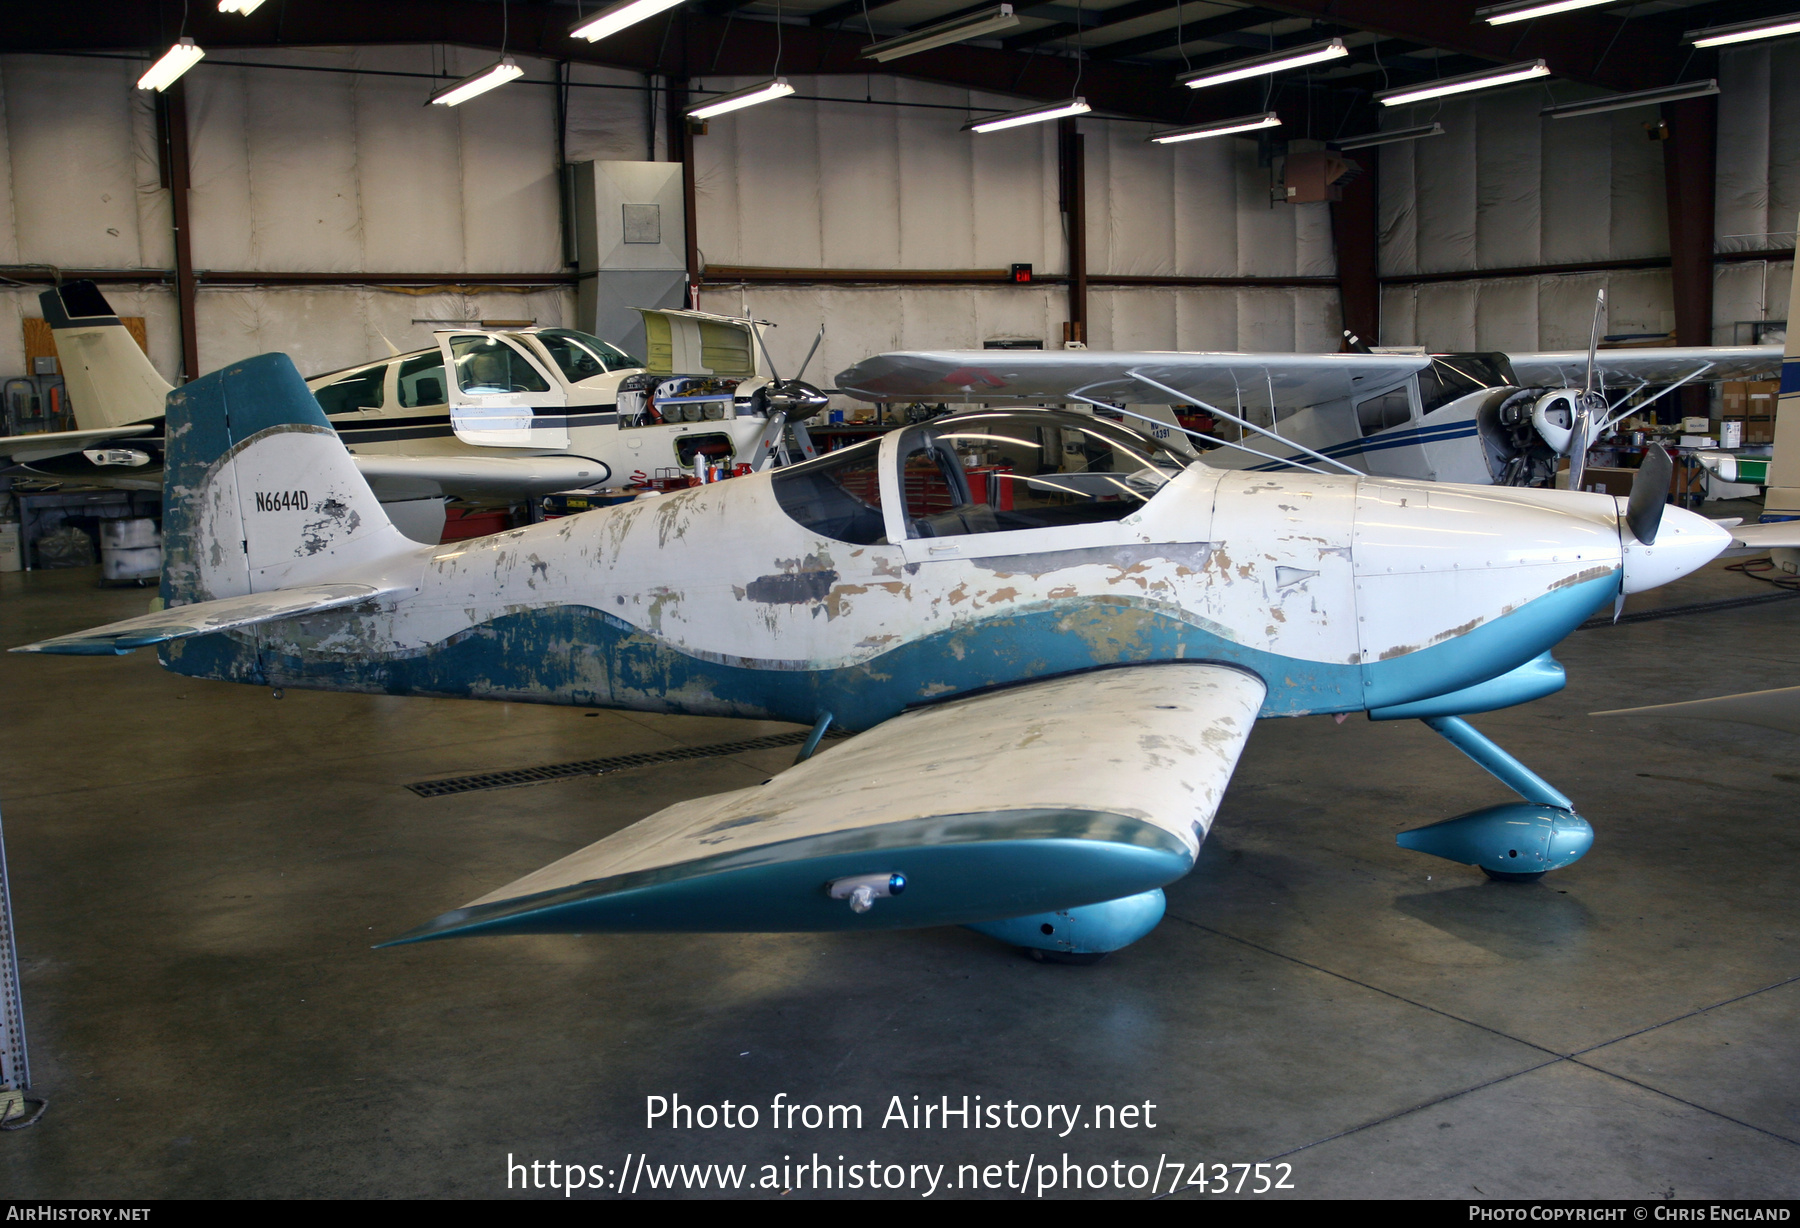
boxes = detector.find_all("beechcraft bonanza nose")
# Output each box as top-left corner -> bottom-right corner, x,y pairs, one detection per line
15,281 -> 812,539
14,346 -> 1787,959
835,314 -> 1780,493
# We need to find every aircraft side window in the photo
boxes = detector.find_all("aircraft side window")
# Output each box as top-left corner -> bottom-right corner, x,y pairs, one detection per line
397,353 -> 447,408
1355,386 -> 1413,437
449,335 -> 550,395
313,364 -> 386,416
901,412 -> 1182,538
769,438 -> 888,545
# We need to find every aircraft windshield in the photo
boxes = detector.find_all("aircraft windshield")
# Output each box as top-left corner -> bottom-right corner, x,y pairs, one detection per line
770,438 -> 887,545
535,329 -> 642,382
1420,355 -> 1510,413
901,411 -> 1184,538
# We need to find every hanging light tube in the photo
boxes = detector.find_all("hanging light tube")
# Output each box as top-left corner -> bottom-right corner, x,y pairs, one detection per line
570,0 -> 687,43
1476,0 -> 1612,24
1329,122 -> 1445,151
428,57 -> 525,107
686,78 -> 797,120
217,0 -> 268,12
1540,79 -> 1719,119
1178,38 -> 1348,90
1147,111 -> 1281,144
1685,14 -> 1800,48
862,5 -> 1021,62
1376,59 -> 1549,107
137,38 -> 206,92
964,97 -> 1090,133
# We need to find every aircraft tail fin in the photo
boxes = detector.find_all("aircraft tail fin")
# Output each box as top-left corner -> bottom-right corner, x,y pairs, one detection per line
40,281 -> 174,429
161,352 -> 418,608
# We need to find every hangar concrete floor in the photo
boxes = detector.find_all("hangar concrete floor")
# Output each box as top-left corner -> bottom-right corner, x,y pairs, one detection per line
0,549 -> 1796,1200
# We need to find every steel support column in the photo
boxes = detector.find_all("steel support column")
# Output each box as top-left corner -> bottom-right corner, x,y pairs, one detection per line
1060,117 -> 1087,346
163,80 -> 200,383
1664,92 -> 1719,416
1331,153 -> 1380,349
669,78 -> 701,305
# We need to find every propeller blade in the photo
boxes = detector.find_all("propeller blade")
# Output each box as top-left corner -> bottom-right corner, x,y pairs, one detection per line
1584,288 -> 1607,397
1566,402 -> 1591,494
1626,444 -> 1673,545
793,324 -> 825,385
750,323 -> 783,386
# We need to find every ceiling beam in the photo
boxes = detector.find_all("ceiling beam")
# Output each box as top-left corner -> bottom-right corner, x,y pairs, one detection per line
1091,12 -> 1334,62
809,0 -> 904,28
1237,1 -> 1688,92
2,0 -> 1263,124
1010,2 -> 1285,53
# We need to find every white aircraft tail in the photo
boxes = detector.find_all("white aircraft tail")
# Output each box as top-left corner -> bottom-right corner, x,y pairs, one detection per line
1765,232 -> 1800,517
161,351 -> 419,607
39,281 -> 174,429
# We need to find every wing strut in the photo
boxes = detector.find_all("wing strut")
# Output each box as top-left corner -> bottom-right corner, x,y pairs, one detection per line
1067,394 -> 1331,476
1126,371 -> 1364,476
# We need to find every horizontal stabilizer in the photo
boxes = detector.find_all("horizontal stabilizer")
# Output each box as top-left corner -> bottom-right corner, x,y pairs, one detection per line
387,663 -> 1265,944
10,583 -> 403,656
1,424 -> 154,464
352,453 -> 610,501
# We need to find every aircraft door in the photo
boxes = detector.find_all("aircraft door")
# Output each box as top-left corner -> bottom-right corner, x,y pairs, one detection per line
1354,378 -> 1433,481
436,332 -> 570,448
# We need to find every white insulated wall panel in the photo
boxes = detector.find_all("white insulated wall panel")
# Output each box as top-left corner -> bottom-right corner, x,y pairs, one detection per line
1540,108 -> 1613,265
565,64 -> 654,164
0,56 -> 165,271
185,46 -> 562,274
1474,89 -> 1542,271
693,75 -> 1062,273
194,286 -> 574,378
1717,43 -> 1800,254
1380,268 -> 1676,350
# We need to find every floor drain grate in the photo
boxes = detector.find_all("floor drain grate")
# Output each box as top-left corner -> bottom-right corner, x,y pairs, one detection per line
405,729 -> 849,798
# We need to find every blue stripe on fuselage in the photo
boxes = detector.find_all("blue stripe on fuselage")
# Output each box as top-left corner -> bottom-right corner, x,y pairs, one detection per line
160,572 -> 1619,729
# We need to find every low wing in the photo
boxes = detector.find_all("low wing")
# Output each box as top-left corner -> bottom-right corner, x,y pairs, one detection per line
351,453 -> 610,501
10,583 -> 405,656
387,664 -> 1267,943
1592,685 -> 1800,734
1,424 -> 156,464
835,350 -> 1429,410
1506,346 -> 1780,388
1723,521 -> 1800,552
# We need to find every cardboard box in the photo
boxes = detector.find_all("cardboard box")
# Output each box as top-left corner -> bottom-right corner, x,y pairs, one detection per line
1579,467 -> 1637,497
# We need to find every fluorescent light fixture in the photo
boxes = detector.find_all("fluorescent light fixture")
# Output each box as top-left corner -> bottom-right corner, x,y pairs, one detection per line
1477,0 -> 1611,25
1330,121 -> 1445,150
964,97 -> 1090,133
217,0 -> 267,12
1541,79 -> 1719,119
1178,38 -> 1347,90
1376,59 -> 1549,107
570,0 -> 686,43
1685,14 -> 1800,48
428,58 -> 525,107
862,5 -> 1021,62
686,78 -> 796,120
1148,111 -> 1281,144
137,38 -> 205,91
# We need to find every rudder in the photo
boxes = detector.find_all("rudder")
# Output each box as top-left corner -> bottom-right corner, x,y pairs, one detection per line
40,281 -> 173,429
163,352 -> 415,607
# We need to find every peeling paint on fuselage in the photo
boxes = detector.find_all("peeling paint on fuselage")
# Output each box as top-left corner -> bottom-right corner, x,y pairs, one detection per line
160,465 -> 1627,729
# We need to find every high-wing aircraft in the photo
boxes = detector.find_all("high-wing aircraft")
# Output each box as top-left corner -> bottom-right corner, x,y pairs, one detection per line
13,339 -> 1777,961
836,323 -> 1780,492
17,281 -> 819,540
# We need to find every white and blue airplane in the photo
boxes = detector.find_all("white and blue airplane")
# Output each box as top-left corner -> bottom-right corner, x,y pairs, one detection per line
10,343 -> 1767,959
837,323 -> 1781,491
